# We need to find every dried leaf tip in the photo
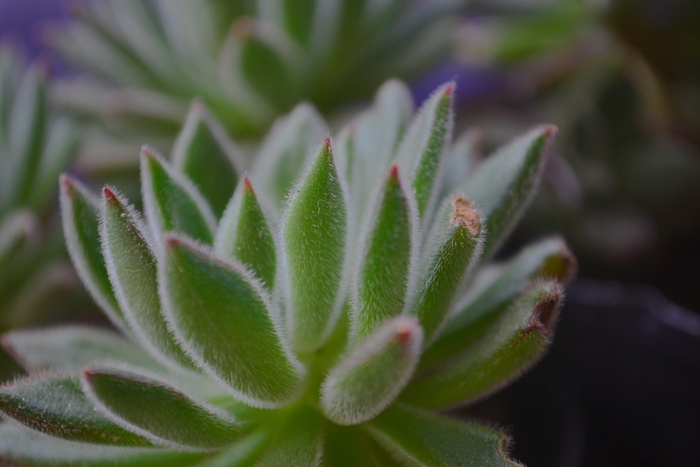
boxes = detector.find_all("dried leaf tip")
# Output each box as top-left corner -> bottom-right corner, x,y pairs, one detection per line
450,197 -> 480,236
540,245 -> 578,283
527,287 -> 561,333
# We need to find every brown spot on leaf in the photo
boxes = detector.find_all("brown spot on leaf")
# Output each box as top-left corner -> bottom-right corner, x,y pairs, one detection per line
528,288 -> 560,333
451,197 -> 480,236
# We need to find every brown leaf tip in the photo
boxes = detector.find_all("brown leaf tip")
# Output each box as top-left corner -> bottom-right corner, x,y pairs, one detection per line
232,17 -> 255,39
528,288 -> 561,333
540,246 -> 578,282
451,197 -> 480,236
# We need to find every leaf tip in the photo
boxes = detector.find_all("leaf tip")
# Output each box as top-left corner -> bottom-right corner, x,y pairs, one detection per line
102,186 -> 119,204
450,197 -> 480,236
232,16 -> 255,39
527,285 -> 561,333
443,82 -> 455,96
59,173 -> 74,196
541,124 -> 558,138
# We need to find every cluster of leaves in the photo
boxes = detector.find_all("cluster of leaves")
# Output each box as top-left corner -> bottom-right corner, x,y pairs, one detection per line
0,47 -> 79,334
0,80 -> 574,465
52,0 -> 463,168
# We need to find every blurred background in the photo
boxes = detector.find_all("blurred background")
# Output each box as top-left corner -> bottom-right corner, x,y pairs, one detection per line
1,0 -> 698,465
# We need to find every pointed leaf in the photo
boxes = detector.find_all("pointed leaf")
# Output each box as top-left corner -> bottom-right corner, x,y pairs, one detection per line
171,101 -> 242,217
395,82 -> 454,217
215,177 -> 276,289
141,148 -> 217,246
3,63 -> 46,210
82,365 -> 240,449
463,125 -> 556,256
0,375 -> 151,446
283,139 -> 348,352
0,209 -> 36,269
322,316 -> 423,425
101,187 -> 193,370
60,175 -> 129,333
365,404 -> 519,467
423,237 -> 575,366
411,197 -> 483,342
1,326 -> 161,373
253,103 -> 327,207
403,281 -> 562,409
160,233 -> 303,408
0,422 -> 205,466
353,166 -> 416,339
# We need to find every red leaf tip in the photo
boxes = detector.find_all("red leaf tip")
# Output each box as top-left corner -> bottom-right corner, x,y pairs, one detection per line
59,174 -> 74,194
164,234 -> 182,250
541,124 -> 558,137
443,83 -> 455,96
103,187 -> 118,204
389,164 -> 400,178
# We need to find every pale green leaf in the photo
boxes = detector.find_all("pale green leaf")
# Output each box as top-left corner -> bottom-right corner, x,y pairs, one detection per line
101,187 -> 194,370
0,209 -> 36,270
171,101 -> 243,217
463,125 -> 556,256
283,139 -> 348,352
0,375 -> 151,446
160,233 -> 304,408
353,165 -> 416,339
322,316 -> 423,425
141,147 -> 217,247
82,365 -> 240,449
60,175 -> 129,333
403,280 -> 562,409
215,177 -> 276,289
365,404 -> 520,467
0,422 -> 204,466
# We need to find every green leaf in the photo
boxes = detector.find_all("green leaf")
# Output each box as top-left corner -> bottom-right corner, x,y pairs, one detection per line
253,103 -> 327,207
160,233 -> 304,408
463,125 -> 556,256
0,375 -> 151,446
0,422 -> 205,466
3,62 -> 46,211
101,187 -> 194,370
60,175 -> 129,333
215,177 -> 276,289
365,404 -> 519,467
402,280 -> 562,409
322,316 -> 423,425
82,365 -> 240,449
411,197 -> 483,342
395,82 -> 454,217
280,0 -> 316,45
352,165 -> 416,339
283,139 -> 348,352
323,424 -> 397,467
141,147 -> 217,246
1,326 -> 162,373
0,209 -> 36,270
171,101 -> 243,217
423,237 -> 575,366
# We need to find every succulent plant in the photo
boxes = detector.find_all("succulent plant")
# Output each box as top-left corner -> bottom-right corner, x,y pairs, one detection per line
0,46 -> 80,336
0,81 -> 574,465
51,0 -> 463,168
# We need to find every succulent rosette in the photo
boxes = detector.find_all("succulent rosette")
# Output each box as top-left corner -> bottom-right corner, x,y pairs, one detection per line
0,81 -> 574,466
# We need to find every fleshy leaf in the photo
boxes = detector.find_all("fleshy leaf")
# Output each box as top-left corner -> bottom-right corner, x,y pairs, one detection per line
423,237 -> 575,366
101,187 -> 193,370
283,139 -> 348,352
201,406 -> 323,467
365,404 -> 519,467
140,147 -> 217,246
411,197 -> 483,342
463,125 -> 556,256
60,175 -> 129,333
322,316 -> 423,425
0,423 -> 205,466
171,101 -> 243,217
0,209 -> 36,269
253,103 -> 327,207
0,375 -> 151,446
215,177 -> 276,289
323,424 -> 398,467
1,326 -> 162,373
160,233 -> 303,408
352,165 -> 416,339
403,280 -> 562,409
82,365 -> 240,449
395,82 -> 454,217
3,63 -> 46,210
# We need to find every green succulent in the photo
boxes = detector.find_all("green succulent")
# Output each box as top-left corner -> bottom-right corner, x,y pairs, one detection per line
52,0 -> 462,168
0,81 -> 574,465
0,47 -> 79,335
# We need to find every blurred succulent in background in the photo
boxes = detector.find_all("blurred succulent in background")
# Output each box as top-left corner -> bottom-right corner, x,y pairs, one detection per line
0,80 -> 574,465
49,0 -> 466,171
448,0 -> 700,303
0,46 -> 80,347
